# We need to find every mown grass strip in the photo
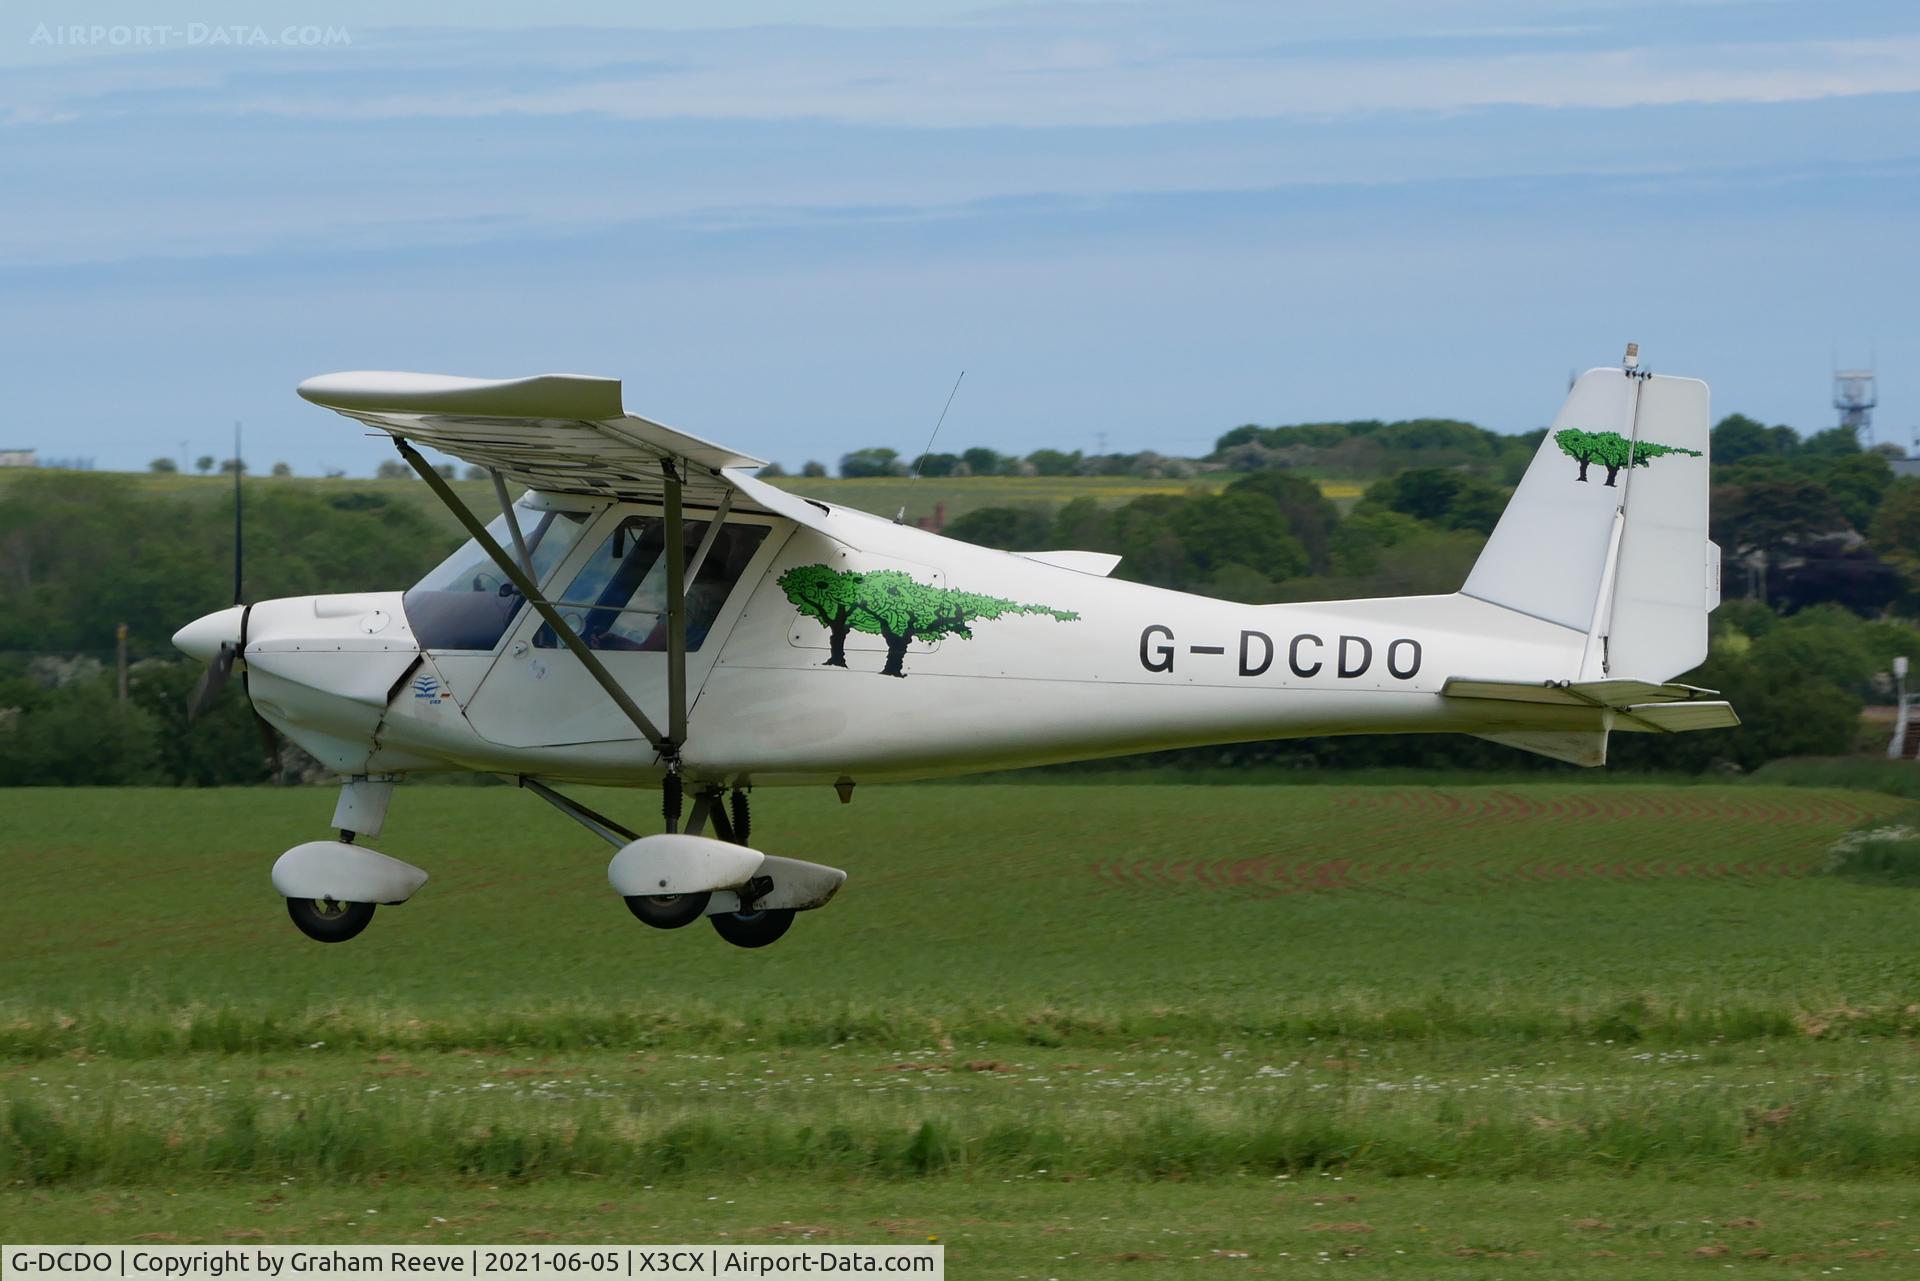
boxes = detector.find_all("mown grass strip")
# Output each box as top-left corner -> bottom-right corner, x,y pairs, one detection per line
0,994 -> 1885,1060
9,1080 -> 1920,1186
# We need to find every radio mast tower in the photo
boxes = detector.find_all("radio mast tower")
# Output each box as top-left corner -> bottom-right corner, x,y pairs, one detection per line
1834,365 -> 1877,447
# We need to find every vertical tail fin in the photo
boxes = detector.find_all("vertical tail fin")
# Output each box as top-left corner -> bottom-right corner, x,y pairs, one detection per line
1463,365 -> 1713,683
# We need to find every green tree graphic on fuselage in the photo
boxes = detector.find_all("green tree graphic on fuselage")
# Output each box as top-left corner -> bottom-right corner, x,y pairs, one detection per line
779,564 -> 1080,677
777,564 -> 863,667
1553,428 -> 1702,487
851,570 -> 1080,677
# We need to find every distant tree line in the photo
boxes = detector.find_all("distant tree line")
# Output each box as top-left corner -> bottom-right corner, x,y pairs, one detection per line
150,457 -> 496,481
824,445 -> 1201,481
0,472 -> 451,786
0,472 -> 443,657
817,416 -> 1544,483
941,467 -> 1504,605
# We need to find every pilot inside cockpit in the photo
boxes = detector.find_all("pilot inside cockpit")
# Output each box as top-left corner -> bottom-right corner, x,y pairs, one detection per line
552,517 -> 767,654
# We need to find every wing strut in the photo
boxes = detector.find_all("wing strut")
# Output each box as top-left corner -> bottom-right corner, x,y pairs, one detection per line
489,468 -> 536,580
663,460 -> 688,749
393,439 -> 674,759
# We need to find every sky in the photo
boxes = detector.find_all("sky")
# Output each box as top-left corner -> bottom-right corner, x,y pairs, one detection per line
2,1 -> 1917,476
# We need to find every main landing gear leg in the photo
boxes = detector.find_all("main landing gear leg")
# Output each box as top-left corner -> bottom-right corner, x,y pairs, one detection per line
700,786 -> 792,949
729,788 -> 751,846
528,777 -> 823,950
517,777 -> 714,930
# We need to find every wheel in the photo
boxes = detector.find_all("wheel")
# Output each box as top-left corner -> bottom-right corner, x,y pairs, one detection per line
286,896 -> 375,943
625,891 -> 711,930
710,906 -> 794,949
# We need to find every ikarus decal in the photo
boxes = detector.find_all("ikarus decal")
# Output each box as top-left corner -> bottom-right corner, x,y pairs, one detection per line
1553,428 -> 1702,486
411,671 -> 447,704
780,564 -> 1080,677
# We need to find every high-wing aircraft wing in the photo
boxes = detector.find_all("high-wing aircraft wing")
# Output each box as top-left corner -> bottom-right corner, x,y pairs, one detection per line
296,370 -> 828,531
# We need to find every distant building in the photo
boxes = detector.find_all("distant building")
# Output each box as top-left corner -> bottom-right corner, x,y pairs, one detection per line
0,448 -> 35,468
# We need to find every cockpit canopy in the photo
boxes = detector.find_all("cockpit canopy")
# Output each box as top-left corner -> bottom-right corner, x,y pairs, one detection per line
402,494 -> 772,655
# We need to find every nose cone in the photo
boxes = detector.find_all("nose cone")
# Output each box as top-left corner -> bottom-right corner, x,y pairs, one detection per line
173,605 -> 245,663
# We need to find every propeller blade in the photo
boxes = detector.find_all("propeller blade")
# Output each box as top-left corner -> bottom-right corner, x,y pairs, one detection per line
186,641 -> 237,721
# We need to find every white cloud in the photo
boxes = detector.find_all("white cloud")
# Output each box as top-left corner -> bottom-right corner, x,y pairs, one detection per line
19,28 -> 1916,130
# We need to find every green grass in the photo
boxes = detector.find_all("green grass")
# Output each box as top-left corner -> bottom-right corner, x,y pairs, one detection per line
6,780 -> 1920,1271
1750,755 -> 1920,800
11,1178 -> 1918,1276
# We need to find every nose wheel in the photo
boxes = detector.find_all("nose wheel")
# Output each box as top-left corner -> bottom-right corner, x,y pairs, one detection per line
286,896 -> 375,943
272,818 -> 426,945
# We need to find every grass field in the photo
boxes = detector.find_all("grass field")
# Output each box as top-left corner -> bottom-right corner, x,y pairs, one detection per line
7,780 -> 1920,1275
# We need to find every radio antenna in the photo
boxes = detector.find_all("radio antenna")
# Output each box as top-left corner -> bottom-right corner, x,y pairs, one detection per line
896,369 -> 965,525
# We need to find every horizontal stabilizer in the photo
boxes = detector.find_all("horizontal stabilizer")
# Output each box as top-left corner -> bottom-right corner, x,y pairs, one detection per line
1612,701 -> 1741,733
1441,677 -> 1720,709
1456,678 -> 1738,766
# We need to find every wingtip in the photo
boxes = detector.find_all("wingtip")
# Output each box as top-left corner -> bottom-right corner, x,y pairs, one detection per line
296,371 -> 625,420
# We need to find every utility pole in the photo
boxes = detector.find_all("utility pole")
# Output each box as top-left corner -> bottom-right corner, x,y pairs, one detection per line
116,623 -> 129,704
1891,657 -> 1912,760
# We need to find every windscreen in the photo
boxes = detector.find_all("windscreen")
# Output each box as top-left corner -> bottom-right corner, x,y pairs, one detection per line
402,498 -> 589,651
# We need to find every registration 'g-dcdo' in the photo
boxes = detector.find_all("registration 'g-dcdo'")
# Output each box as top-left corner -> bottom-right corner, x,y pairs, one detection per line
174,346 -> 1737,948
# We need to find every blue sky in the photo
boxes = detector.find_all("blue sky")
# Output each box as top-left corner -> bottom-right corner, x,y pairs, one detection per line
3,1 -> 1917,475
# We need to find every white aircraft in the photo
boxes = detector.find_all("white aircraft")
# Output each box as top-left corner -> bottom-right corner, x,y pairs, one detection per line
173,347 -> 1736,947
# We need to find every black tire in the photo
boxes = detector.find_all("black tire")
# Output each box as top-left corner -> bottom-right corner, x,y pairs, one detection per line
625,891 -> 712,930
286,896 -> 375,943
710,906 -> 794,949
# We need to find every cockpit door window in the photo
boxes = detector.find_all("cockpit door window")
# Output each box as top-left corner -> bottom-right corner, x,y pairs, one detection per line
536,516 -> 769,652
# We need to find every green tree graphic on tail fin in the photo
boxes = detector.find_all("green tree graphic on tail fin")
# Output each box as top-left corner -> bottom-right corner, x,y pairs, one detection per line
1554,429 -> 1701,487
